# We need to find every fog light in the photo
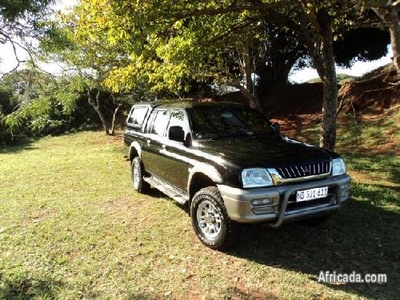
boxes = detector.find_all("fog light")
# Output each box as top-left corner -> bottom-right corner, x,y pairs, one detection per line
253,206 -> 275,214
252,198 -> 273,206
252,198 -> 277,215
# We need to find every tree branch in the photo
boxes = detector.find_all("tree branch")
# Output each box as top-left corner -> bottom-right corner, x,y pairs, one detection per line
172,1 -> 288,20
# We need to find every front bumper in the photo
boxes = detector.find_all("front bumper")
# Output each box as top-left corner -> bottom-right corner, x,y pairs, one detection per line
218,175 -> 350,227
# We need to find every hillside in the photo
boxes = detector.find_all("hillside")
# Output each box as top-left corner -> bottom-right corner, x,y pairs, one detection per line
266,64 -> 399,117
338,64 -> 399,115
213,64 -> 399,121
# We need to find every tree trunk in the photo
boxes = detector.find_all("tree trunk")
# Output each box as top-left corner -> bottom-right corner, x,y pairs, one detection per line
297,3 -> 338,150
232,46 -> 263,112
87,88 -> 112,135
388,6 -> 400,74
109,103 -> 122,136
241,46 -> 254,97
316,28 -> 338,150
320,76 -> 338,150
373,2 -> 400,75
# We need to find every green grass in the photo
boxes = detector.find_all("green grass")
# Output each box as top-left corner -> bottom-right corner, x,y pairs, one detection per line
0,110 -> 399,299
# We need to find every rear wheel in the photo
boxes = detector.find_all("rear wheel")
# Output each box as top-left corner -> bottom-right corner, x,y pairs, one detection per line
190,186 -> 237,250
131,157 -> 150,193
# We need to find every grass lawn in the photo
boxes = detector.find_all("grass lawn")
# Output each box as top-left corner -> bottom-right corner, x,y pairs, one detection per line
0,111 -> 399,299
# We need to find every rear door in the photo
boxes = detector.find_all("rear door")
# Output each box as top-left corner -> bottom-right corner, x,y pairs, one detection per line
141,108 -> 170,180
142,108 -> 192,192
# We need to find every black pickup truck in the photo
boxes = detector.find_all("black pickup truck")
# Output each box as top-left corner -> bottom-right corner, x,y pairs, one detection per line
124,101 -> 351,250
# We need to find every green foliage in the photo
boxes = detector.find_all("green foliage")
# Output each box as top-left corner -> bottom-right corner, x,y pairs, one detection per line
4,95 -> 63,136
334,27 -> 389,67
0,0 -> 54,21
0,70 -> 105,145
45,0 -> 389,100
40,2 -> 142,135
39,0 -> 391,148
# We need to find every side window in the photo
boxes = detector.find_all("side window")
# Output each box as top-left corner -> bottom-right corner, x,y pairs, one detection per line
127,106 -> 149,128
150,110 -> 170,136
168,110 -> 190,140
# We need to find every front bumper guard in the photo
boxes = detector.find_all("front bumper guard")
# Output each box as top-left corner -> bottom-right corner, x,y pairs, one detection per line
218,175 -> 351,227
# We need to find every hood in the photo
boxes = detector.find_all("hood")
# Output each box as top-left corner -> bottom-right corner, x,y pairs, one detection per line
193,135 -> 332,168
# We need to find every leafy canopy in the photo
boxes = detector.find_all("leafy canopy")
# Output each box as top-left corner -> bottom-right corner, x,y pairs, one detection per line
49,0 -> 389,98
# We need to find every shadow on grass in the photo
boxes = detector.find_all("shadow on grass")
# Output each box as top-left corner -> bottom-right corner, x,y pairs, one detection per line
0,138 -> 37,154
344,152 -> 400,186
228,193 -> 400,299
0,273 -> 64,299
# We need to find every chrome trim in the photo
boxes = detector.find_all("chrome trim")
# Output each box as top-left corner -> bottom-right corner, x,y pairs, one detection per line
270,161 -> 332,184
268,167 -> 330,185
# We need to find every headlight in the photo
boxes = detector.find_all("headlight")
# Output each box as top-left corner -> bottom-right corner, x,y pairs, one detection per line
332,158 -> 346,176
242,168 -> 273,188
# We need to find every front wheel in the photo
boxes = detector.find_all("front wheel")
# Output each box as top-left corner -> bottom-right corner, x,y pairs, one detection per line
190,186 -> 237,250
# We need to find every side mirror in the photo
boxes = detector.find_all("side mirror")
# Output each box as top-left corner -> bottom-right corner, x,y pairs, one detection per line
272,122 -> 280,133
169,126 -> 185,142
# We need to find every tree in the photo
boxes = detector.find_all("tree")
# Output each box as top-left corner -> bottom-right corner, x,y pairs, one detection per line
0,68 -> 113,144
0,84 -> 17,144
0,69 -> 72,140
367,0 -> 400,75
334,27 -> 390,67
50,0 -> 390,149
292,1 -> 346,149
0,0 -> 55,74
40,1 -> 135,135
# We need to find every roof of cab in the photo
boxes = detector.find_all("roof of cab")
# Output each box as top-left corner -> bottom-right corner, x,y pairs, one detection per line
134,100 -> 247,110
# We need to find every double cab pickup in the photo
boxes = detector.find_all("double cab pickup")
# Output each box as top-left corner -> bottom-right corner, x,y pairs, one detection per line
124,101 -> 351,250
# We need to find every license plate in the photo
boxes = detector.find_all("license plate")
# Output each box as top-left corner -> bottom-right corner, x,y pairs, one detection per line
296,187 -> 328,202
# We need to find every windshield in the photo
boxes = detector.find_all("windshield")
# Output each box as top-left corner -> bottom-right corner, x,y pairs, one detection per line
188,106 -> 277,139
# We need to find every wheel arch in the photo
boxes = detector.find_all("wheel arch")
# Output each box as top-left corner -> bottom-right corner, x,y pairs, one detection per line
129,141 -> 141,162
188,164 -> 223,203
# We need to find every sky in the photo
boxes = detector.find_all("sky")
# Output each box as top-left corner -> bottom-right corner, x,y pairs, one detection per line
289,49 -> 393,83
0,0 -> 393,82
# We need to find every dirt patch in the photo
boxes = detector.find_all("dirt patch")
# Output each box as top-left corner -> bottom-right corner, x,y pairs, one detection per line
338,64 -> 399,115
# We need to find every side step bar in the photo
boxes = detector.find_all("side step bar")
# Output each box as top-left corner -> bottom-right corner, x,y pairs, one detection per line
144,176 -> 189,205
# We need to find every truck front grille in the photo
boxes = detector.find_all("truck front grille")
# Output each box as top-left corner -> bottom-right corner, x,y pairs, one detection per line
276,161 -> 331,179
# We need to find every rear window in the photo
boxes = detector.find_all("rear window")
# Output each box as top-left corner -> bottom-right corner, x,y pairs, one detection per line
150,110 -> 170,136
127,106 -> 150,128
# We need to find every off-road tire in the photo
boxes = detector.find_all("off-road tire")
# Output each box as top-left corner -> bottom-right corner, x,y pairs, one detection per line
190,186 -> 237,250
